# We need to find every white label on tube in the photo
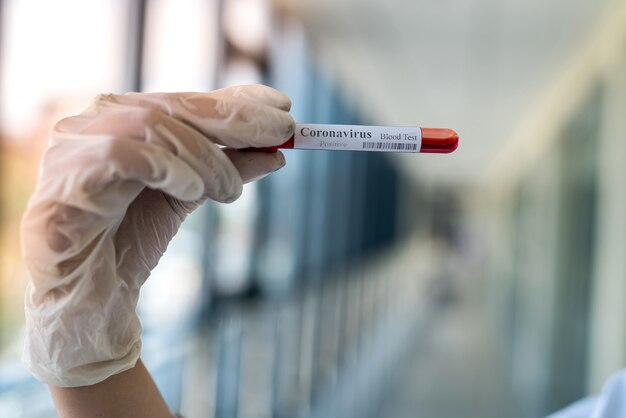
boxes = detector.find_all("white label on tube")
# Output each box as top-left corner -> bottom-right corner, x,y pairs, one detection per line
293,124 -> 422,153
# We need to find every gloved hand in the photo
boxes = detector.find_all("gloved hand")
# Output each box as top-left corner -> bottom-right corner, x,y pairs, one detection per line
21,85 -> 294,387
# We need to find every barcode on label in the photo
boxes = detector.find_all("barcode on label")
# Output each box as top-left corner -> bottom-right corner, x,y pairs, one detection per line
362,142 -> 419,151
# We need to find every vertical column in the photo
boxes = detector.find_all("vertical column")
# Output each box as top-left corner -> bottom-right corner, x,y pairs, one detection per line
587,53 -> 626,393
215,318 -> 243,418
125,0 -> 147,92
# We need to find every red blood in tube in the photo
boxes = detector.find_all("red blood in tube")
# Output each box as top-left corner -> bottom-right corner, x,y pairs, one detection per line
420,128 -> 459,153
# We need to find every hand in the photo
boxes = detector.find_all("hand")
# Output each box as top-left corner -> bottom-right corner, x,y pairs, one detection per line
21,85 -> 294,387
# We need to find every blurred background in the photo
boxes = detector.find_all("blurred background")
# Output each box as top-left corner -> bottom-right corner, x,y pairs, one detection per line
1,0 -> 625,416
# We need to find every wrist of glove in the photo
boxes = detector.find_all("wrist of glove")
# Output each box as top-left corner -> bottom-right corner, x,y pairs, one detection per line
21,85 -> 294,387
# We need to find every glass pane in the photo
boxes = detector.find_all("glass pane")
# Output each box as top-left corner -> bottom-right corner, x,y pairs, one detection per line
0,0 -> 126,412
142,0 -> 218,92
138,0 -> 220,332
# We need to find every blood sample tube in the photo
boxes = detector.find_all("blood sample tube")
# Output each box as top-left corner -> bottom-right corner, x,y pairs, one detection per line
248,124 -> 458,154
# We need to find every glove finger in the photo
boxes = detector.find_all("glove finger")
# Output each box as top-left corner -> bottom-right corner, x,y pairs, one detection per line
41,138 -> 207,211
222,148 -> 286,184
158,148 -> 288,220
20,139 -> 204,303
55,108 -> 244,204
23,136 -> 219,285
146,113 -> 245,203
97,91 -> 295,149
211,84 -> 292,111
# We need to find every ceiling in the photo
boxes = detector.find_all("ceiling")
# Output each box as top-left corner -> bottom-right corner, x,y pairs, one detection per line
284,0 -> 620,185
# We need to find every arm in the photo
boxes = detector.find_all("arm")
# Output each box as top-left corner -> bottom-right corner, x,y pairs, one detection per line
49,359 -> 172,418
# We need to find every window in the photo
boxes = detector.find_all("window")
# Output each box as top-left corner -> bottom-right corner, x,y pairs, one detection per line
0,1 -> 127,412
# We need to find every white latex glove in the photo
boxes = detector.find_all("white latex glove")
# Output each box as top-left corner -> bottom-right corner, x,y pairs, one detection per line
21,85 -> 294,387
